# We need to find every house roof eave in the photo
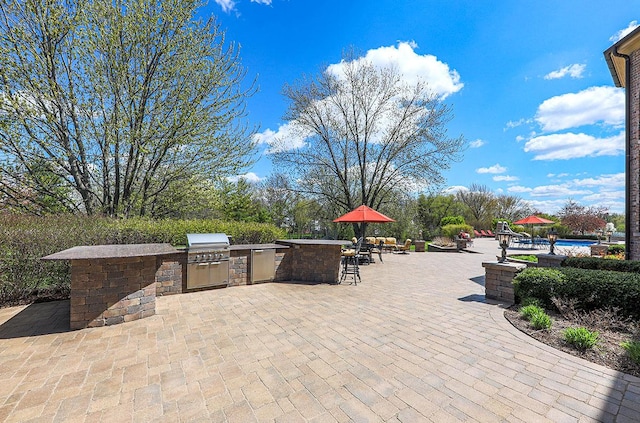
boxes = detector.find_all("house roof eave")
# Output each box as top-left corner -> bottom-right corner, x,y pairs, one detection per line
604,25 -> 640,88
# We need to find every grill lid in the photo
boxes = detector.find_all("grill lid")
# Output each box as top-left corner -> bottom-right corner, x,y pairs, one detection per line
186,233 -> 230,249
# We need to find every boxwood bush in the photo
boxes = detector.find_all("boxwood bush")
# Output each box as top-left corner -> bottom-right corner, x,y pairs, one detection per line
0,214 -> 286,306
512,268 -> 566,307
562,256 -> 640,273
513,267 -> 640,320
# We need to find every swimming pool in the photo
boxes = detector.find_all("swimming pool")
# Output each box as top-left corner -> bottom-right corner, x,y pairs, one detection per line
555,239 -> 596,247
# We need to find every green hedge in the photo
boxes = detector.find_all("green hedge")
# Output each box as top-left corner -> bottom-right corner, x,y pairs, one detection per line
441,224 -> 474,239
513,267 -> 640,319
0,214 -> 286,305
562,256 -> 640,273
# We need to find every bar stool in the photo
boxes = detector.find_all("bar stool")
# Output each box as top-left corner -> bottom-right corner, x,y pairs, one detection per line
340,238 -> 362,285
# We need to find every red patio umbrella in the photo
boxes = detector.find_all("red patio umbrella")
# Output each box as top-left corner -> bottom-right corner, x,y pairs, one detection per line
333,205 -> 395,223
513,215 -> 554,225
513,215 -> 555,242
334,205 -> 395,240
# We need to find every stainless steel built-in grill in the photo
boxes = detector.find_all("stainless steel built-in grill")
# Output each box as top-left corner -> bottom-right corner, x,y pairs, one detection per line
186,233 -> 230,289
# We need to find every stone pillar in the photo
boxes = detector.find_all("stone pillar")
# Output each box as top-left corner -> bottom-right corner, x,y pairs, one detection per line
537,254 -> 567,268
155,253 -> 185,296
482,261 -> 526,305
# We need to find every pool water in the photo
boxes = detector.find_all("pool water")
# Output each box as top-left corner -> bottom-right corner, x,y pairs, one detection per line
555,239 -> 596,247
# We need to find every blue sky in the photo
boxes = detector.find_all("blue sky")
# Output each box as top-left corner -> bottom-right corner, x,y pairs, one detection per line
204,0 -> 639,214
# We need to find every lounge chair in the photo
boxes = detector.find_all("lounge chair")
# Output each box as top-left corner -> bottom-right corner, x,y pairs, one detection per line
396,239 -> 412,254
487,229 -> 495,237
480,230 -> 489,237
474,229 -> 482,238
384,237 -> 397,252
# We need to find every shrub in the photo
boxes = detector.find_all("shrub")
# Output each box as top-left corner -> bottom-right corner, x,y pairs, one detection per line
440,216 -> 465,226
558,268 -> 640,320
563,257 -> 640,273
0,214 -> 286,305
607,244 -> 625,255
512,267 -> 566,307
530,312 -> 552,330
441,224 -> 473,239
563,327 -> 599,350
520,304 -> 544,320
621,341 -> 640,364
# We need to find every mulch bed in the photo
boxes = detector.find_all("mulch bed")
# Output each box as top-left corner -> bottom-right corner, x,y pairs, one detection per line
504,306 -> 640,379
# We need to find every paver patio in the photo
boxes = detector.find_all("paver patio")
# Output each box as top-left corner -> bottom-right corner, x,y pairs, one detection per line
0,238 -> 638,422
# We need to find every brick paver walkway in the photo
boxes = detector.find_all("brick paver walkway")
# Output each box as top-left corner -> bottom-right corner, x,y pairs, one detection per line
0,238 -> 638,422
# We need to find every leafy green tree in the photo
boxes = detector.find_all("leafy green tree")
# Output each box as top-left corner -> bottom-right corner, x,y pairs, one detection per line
440,215 -> 465,226
416,193 -> 467,239
0,0 -> 255,216
218,179 -> 269,223
272,51 -> 465,237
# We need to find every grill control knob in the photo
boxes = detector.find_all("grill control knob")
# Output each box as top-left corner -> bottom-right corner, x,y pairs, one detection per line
194,255 -> 200,262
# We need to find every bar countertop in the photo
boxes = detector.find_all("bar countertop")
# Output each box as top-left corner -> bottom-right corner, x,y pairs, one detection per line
230,243 -> 289,251
42,243 -> 180,261
275,239 -> 350,246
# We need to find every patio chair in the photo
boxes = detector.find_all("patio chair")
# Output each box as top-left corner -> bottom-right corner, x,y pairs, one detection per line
370,239 -> 384,263
359,241 -> 373,265
396,239 -> 412,254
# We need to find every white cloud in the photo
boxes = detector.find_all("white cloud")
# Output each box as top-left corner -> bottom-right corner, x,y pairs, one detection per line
442,185 -> 468,194
469,139 -> 485,148
213,0 -> 235,12
535,86 -> 624,132
476,163 -> 506,174
610,20 -> 639,43
505,118 -> 528,129
252,123 -> 310,154
214,0 -> 271,12
525,199 -> 572,214
544,64 -> 586,80
228,172 -> 262,183
508,184 -> 591,197
507,185 -> 531,194
524,131 -> 624,160
326,41 -> 463,99
571,173 -> 624,188
493,175 -> 519,182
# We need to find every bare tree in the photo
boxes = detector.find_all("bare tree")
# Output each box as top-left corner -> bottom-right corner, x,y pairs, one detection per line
456,183 -> 497,229
271,53 -> 465,236
0,0 -> 255,216
495,194 -> 533,222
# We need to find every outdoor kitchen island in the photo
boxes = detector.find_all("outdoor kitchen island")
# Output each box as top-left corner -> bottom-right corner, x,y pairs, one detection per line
275,239 -> 348,284
42,243 -> 181,330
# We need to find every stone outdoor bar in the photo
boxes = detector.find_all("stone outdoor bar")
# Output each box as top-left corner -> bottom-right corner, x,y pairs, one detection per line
43,239 -> 347,329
